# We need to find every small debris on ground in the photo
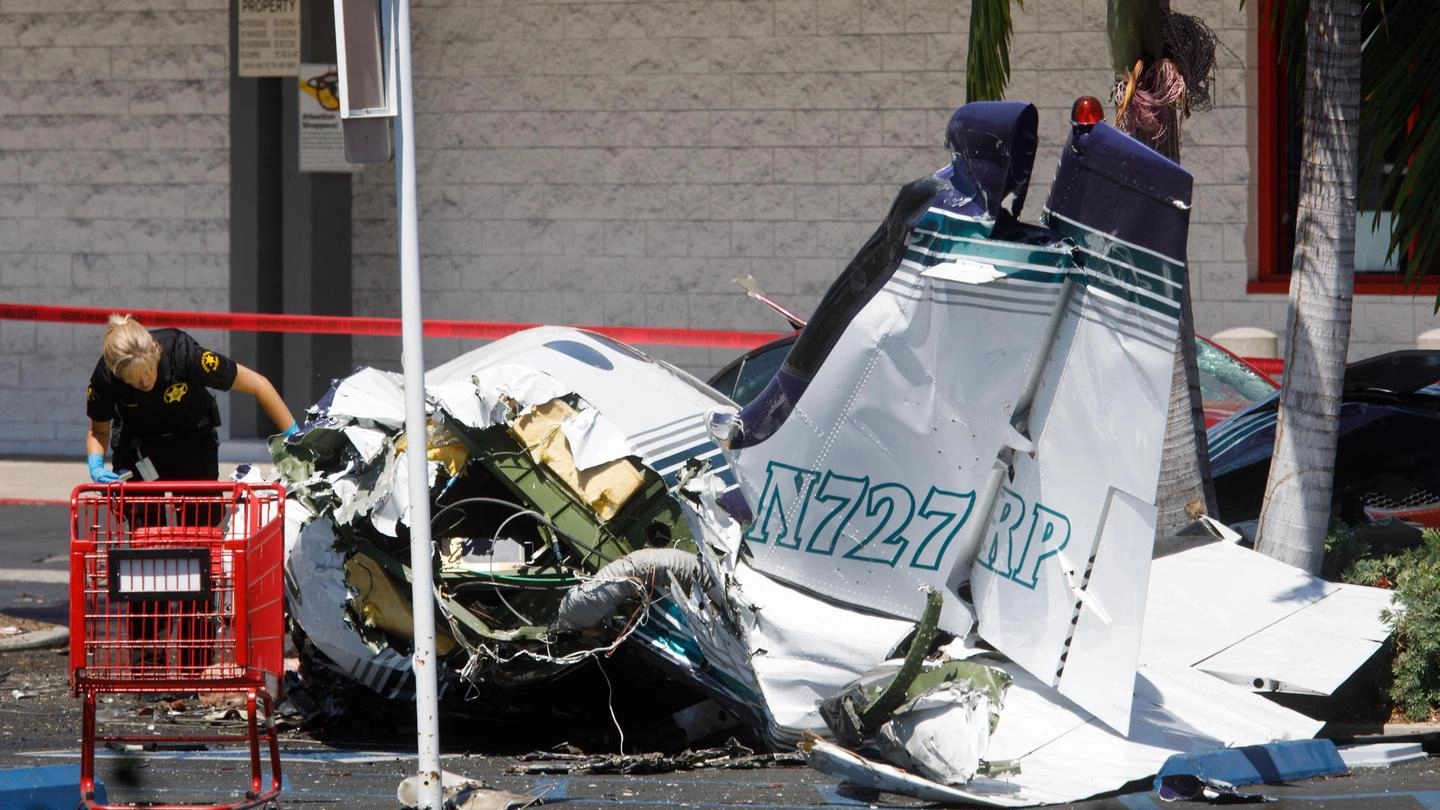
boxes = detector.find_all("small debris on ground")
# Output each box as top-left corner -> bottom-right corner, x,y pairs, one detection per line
0,611 -> 57,636
509,739 -> 806,775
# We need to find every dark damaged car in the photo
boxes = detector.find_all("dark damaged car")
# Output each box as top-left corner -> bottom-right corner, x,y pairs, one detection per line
1208,350 -> 1440,528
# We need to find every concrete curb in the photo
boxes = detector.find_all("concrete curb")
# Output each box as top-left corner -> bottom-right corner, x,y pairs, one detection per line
1326,721 -> 1440,739
1379,722 -> 1440,737
0,624 -> 69,651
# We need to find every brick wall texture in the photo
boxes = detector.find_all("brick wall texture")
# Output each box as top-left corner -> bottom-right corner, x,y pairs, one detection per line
1,0 -> 1436,457
354,0 -> 1133,373
0,2 -> 231,456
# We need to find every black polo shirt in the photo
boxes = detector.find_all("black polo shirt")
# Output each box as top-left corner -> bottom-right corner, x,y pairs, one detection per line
85,328 -> 238,442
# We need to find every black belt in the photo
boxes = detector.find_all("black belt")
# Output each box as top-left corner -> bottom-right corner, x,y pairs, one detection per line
124,420 -> 214,446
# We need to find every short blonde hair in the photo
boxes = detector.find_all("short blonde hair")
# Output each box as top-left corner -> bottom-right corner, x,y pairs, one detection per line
102,314 -> 160,383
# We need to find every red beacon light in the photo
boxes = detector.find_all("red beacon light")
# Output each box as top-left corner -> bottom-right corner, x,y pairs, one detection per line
1071,96 -> 1105,128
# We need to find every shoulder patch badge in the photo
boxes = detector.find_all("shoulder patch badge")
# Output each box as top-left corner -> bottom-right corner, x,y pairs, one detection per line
200,350 -> 220,373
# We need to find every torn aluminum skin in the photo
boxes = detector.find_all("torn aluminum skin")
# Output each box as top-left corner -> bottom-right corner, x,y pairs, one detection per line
277,326 -> 762,717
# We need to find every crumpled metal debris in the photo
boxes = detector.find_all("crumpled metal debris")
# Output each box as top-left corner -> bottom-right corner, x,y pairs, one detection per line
824,657 -> 1016,786
1156,774 -> 1272,804
814,589 -> 1014,785
797,733 -> 1011,807
279,362 -> 690,673
275,326 -> 757,747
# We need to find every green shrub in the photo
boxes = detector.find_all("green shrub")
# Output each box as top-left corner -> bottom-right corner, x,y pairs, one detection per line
1325,524 -> 1440,722
1383,529 -> 1440,721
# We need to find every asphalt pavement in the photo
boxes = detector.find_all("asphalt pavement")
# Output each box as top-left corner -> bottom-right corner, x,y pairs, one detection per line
2,452 -> 1439,809
1,634 -> 1436,810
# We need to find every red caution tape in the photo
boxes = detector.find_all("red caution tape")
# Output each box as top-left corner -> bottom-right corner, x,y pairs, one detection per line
0,302 -> 786,351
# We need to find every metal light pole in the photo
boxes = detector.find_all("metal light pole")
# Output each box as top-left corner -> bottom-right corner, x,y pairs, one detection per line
393,1 -> 443,806
332,1 -> 442,807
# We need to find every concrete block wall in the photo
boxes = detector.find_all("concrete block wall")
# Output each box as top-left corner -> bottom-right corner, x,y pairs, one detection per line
1176,0 -> 1440,359
1175,0 -> 1255,344
347,0 -> 1437,373
0,3 -> 230,457
348,0 -> 1122,377
1346,295 -> 1440,360
2,0 -> 1434,457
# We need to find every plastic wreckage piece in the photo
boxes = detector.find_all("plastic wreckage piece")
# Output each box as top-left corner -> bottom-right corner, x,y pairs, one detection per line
1153,740 -> 1346,802
811,592 -> 1016,789
815,589 -> 1015,785
798,733 -> 1032,808
397,770 -> 541,810
1155,774 -> 1271,804
1337,742 -> 1428,769
815,593 -> 1015,788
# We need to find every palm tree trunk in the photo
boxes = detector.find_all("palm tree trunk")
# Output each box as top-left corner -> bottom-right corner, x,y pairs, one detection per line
1148,79 -> 1217,545
1154,279 -> 1216,544
1255,0 -> 1360,574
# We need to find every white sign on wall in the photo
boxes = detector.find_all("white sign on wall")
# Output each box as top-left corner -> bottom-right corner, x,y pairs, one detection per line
299,64 -> 362,173
238,0 -> 301,77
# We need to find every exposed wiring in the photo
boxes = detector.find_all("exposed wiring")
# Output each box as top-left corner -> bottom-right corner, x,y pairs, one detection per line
448,573 -> 578,587
494,508 -> 567,573
595,658 -> 625,756
462,600 -> 653,669
420,491 -> 671,689
428,496 -> 564,624
484,572 -> 534,626
431,495 -> 554,532
429,494 -> 603,567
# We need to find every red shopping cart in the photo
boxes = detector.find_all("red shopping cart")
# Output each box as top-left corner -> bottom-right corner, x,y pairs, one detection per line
69,481 -> 286,810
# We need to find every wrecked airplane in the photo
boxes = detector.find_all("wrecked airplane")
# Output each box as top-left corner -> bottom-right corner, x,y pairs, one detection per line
272,99 -> 1394,805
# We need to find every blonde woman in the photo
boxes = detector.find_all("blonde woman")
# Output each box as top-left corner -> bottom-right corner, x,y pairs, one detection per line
85,314 -> 298,669
84,314 -> 297,487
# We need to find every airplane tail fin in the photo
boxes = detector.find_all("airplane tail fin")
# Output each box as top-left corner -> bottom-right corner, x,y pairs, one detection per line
969,118 -> 1193,735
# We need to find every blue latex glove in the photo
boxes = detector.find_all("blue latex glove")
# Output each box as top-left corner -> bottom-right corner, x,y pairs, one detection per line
282,421 -> 299,438
87,453 -> 121,484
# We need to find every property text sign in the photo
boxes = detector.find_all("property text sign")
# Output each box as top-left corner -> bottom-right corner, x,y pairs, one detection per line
238,0 -> 301,77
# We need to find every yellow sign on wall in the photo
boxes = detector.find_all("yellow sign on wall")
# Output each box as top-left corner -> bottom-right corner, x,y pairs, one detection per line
299,64 -> 363,173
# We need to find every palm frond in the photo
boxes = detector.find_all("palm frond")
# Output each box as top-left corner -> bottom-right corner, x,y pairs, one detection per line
1358,0 -> 1440,303
967,0 -> 1020,102
1242,0 -> 1309,101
